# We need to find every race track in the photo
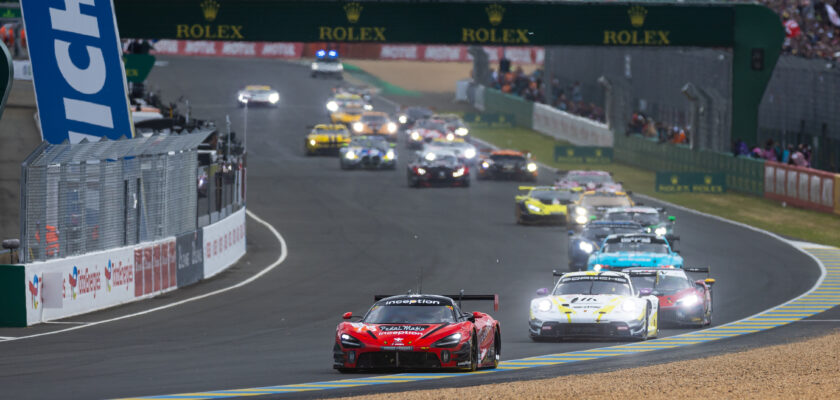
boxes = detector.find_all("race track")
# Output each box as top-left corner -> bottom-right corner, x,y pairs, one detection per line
0,57 -> 822,399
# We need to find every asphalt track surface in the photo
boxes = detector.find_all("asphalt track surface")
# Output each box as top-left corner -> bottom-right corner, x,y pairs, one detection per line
0,57 -> 824,399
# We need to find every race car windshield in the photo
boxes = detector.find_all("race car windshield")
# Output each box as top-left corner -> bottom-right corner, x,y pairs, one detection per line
581,196 -> 632,208
364,305 -> 457,324
603,242 -> 670,254
362,115 -> 388,123
566,173 -> 611,184
532,190 -> 576,204
350,137 -> 386,147
606,212 -> 661,226
316,128 -> 347,134
417,120 -> 446,131
428,154 -> 457,163
631,273 -> 691,294
583,226 -> 643,240
490,155 -> 525,162
343,100 -> 365,108
554,280 -> 632,296
407,108 -> 432,118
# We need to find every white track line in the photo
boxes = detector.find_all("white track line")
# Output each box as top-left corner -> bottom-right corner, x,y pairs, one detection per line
0,209 -> 287,343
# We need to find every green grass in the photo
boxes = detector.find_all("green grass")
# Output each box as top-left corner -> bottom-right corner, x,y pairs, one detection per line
469,125 -> 840,247
342,63 -> 422,97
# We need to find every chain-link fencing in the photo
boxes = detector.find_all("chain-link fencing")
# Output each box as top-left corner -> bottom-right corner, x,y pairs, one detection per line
19,132 -> 212,263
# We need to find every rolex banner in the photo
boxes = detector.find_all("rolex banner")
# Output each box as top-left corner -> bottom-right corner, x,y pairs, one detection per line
553,146 -> 613,164
656,172 -> 726,193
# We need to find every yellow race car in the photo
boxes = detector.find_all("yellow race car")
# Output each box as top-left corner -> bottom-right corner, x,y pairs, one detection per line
327,94 -> 371,124
515,186 -> 582,225
351,111 -> 399,141
305,124 -> 351,156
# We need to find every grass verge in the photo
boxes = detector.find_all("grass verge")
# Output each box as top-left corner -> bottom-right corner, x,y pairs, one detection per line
468,125 -> 840,247
342,63 -> 422,97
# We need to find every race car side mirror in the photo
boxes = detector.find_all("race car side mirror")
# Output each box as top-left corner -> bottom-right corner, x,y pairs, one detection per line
669,216 -> 676,221
568,230 -> 574,236
703,278 -> 716,287
472,311 -> 483,320
638,288 -> 653,297
536,288 -> 549,296
342,312 -> 353,320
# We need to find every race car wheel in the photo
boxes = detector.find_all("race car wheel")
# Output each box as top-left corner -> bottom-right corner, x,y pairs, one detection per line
491,329 -> 501,369
640,305 -> 650,341
469,333 -> 478,371
462,178 -> 471,188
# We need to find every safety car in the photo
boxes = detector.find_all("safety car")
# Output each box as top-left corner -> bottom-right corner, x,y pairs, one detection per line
567,221 -> 645,270
529,271 -> 659,340
236,85 -> 280,107
305,124 -> 351,156
311,49 -> 343,79
334,294 -> 500,371
569,190 -> 634,226
407,149 -> 470,188
628,267 -> 714,327
514,186 -> 581,225
587,233 -> 683,271
603,206 -> 678,242
555,170 -> 622,192
477,150 -> 538,181
339,135 -> 397,170
352,111 -> 399,141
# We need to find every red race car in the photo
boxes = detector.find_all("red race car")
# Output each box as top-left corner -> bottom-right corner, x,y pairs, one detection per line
333,293 -> 500,372
627,267 -> 715,327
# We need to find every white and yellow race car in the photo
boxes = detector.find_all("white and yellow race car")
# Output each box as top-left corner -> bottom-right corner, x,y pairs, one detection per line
529,270 -> 659,341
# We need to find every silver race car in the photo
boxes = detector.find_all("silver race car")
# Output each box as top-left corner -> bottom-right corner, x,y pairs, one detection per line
237,85 -> 280,107
529,270 -> 659,341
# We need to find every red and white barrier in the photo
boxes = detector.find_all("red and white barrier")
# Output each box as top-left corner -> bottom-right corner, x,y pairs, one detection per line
378,44 -> 543,64
764,161 -> 835,213
202,208 -> 247,279
152,40 -> 304,59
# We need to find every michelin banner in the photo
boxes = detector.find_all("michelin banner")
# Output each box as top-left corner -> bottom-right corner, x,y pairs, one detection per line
25,246 -> 136,325
203,208 -> 246,279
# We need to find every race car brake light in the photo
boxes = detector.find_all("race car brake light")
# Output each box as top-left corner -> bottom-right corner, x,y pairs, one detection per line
414,167 -> 426,175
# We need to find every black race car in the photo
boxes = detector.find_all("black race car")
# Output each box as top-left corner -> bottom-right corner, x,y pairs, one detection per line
397,106 -> 434,130
407,149 -> 470,188
476,150 -> 538,181
567,221 -> 645,270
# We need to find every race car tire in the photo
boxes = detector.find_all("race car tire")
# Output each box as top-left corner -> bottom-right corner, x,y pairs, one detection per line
462,178 -> 470,188
491,328 -> 501,369
469,333 -> 478,371
639,305 -> 650,341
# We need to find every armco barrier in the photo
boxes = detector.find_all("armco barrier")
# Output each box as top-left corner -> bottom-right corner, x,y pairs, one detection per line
482,88 -> 532,129
533,103 -> 612,147
614,134 -> 765,196
0,209 -> 245,327
202,208 -> 246,279
764,161 -> 836,214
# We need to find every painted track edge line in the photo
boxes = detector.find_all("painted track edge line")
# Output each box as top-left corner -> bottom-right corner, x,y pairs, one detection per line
0,209 -> 288,343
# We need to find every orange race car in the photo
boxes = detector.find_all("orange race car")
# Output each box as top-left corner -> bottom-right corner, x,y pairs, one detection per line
477,150 -> 538,181
351,111 -> 399,142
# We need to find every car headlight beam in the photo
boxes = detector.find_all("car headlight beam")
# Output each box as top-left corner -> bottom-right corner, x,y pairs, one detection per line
432,332 -> 462,348
386,122 -> 398,133
574,207 -> 588,216
464,148 -> 476,159
537,299 -> 552,312
398,115 -> 408,124
269,93 -> 280,104
526,163 -> 538,172
575,215 -> 589,225
345,150 -> 357,160
578,241 -> 594,254
352,122 -> 364,132
326,101 -> 339,112
620,300 -> 636,313
677,294 -> 699,307
526,203 -> 541,213
655,226 -> 667,236
455,127 -> 469,136
385,149 -> 395,160
425,152 -> 436,161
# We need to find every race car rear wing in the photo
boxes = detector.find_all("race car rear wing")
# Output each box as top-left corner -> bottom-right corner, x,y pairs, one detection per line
374,293 -> 499,311
684,267 -> 710,274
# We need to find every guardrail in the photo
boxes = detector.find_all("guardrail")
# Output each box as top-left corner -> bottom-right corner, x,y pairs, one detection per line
0,208 -> 246,327
764,162 -> 838,214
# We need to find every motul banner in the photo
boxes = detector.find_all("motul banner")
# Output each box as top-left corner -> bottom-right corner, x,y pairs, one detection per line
152,40 -> 304,58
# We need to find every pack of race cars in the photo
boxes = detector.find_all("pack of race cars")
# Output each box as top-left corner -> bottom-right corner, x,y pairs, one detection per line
235,75 -> 716,373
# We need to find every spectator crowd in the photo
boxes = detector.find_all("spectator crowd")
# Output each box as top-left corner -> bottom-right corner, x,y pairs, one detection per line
765,0 -> 840,61
732,138 -> 814,167
627,112 -> 691,146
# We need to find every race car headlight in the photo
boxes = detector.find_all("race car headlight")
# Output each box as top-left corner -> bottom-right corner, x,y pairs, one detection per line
575,215 -> 589,225
593,264 -> 603,272
386,122 -> 398,133
677,294 -> 699,307
526,163 -> 538,172
526,203 -> 541,213
425,152 -> 436,161
455,127 -> 469,136
453,167 -> 466,178
309,139 -> 316,146
237,93 -> 246,102
446,133 -> 455,141
337,63 -> 344,71
574,207 -> 588,216
410,131 -> 421,141
326,101 -> 339,112
578,241 -> 594,254
364,104 -> 373,111
340,333 -> 363,348
620,300 -> 636,313
416,167 -> 426,175
352,122 -> 364,132
345,150 -> 357,160
311,62 -> 319,70
537,299 -> 552,312
432,333 -> 462,348
654,227 -> 667,236
464,148 -> 476,159
385,149 -> 395,160
268,93 -> 280,104
398,115 -> 408,124
481,161 -> 490,169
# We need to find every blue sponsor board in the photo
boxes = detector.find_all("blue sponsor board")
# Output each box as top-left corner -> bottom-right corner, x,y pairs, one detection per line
21,0 -> 133,144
